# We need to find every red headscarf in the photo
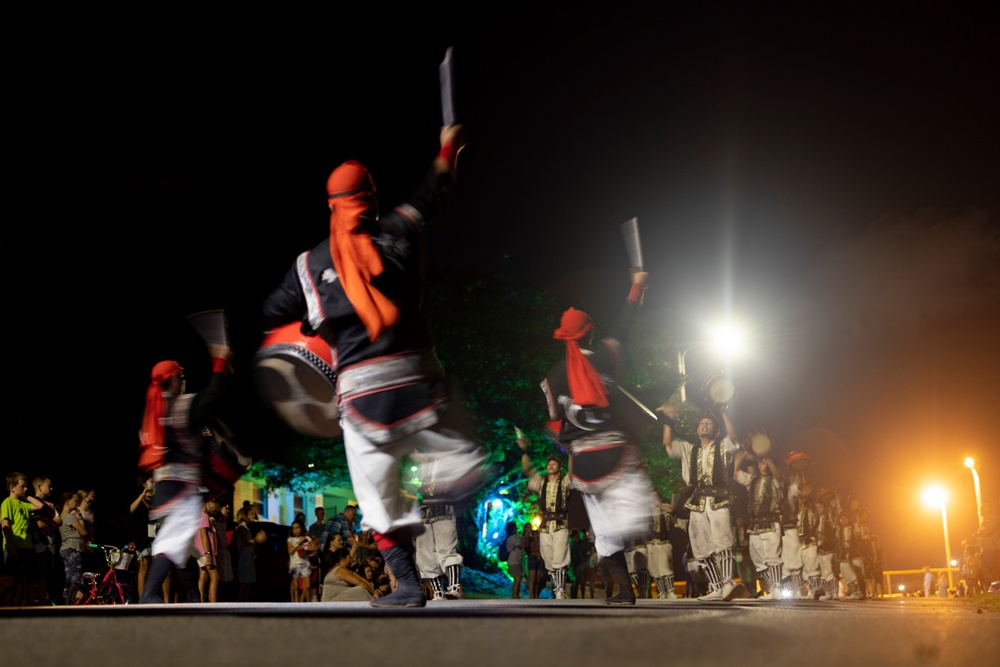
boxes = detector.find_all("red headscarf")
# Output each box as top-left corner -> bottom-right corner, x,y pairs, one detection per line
553,308 -> 609,408
327,160 -> 398,342
140,360 -> 183,450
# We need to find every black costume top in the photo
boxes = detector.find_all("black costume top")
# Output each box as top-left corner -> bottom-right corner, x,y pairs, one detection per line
540,285 -> 644,493
262,166 -> 454,444
150,368 -> 228,518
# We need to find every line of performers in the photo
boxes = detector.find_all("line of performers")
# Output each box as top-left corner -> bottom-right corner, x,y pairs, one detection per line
138,122 -> 877,606
518,405 -> 879,602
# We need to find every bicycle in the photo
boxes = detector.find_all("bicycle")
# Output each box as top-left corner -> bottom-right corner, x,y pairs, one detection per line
67,543 -> 137,605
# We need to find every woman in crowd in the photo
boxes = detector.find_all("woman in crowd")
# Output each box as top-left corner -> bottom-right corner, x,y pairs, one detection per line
321,547 -> 379,602
58,491 -> 88,603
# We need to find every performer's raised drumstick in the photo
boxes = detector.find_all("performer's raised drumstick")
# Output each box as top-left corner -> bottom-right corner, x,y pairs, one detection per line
187,309 -> 230,348
439,46 -> 456,126
621,217 -> 643,272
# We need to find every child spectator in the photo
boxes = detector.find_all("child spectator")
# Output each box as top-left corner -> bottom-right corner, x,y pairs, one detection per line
2,472 -> 45,606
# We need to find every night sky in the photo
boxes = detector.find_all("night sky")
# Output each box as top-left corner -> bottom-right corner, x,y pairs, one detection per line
6,4 -> 998,573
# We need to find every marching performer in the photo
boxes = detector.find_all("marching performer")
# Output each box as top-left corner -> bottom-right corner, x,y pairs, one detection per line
412,453 -> 465,600
138,346 -> 233,604
539,271 -> 656,606
648,493 -> 679,599
733,450 -> 785,599
517,445 -> 571,600
798,493 -> 822,599
261,125 -> 487,608
624,534 -> 649,599
815,491 -> 839,599
780,462 -> 806,598
660,403 -> 750,601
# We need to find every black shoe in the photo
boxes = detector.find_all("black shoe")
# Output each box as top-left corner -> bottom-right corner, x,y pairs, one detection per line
602,551 -> 636,606
370,545 -> 426,608
139,555 -> 173,604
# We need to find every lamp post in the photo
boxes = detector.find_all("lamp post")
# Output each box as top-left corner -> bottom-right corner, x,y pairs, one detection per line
964,457 -> 984,528
923,487 -> 954,591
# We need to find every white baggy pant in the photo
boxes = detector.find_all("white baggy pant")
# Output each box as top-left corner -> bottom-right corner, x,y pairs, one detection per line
688,499 -> 735,561
578,464 -> 654,558
342,419 -> 486,535
151,490 -> 203,566
415,517 -> 462,578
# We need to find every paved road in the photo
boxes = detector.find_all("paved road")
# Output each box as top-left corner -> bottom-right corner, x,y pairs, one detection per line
4,597 -> 996,667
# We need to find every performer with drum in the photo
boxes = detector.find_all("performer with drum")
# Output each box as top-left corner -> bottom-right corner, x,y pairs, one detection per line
261,124 -> 487,608
137,345 -> 234,604
538,270 -> 657,606
659,400 -> 750,601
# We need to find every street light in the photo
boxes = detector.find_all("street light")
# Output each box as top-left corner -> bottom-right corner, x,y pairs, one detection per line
922,486 -> 954,590
964,457 -> 984,528
676,323 -> 745,403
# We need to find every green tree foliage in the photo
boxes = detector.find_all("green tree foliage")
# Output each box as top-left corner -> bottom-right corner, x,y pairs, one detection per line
424,269 -> 568,473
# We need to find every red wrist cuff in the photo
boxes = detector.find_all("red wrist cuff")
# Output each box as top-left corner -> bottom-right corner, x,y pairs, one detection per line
437,143 -> 456,164
212,357 -> 229,374
628,283 -> 645,304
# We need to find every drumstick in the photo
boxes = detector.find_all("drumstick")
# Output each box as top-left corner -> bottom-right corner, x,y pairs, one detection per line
187,310 -> 230,347
621,217 -> 643,271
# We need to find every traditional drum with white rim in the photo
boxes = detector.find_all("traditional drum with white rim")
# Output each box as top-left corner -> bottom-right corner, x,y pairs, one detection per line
253,322 -> 341,438
785,451 -> 812,472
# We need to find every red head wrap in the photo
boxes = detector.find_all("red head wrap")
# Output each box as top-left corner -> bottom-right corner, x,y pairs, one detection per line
553,308 -> 608,408
140,361 -> 183,453
326,160 -> 398,342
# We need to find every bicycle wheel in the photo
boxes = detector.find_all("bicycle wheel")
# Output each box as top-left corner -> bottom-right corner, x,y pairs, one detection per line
118,583 -> 136,605
66,583 -> 92,605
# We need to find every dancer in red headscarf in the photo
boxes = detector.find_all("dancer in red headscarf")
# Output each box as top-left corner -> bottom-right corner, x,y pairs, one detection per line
138,345 -> 233,603
539,271 -> 656,605
262,125 -> 487,608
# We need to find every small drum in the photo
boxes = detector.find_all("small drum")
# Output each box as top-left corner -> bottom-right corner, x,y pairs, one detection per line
785,451 -> 812,472
798,482 -> 814,498
816,487 -> 836,505
701,371 -> 737,408
254,322 -> 341,438
749,432 -> 772,456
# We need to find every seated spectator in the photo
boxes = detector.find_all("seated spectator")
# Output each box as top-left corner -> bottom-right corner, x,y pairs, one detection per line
321,547 -> 378,602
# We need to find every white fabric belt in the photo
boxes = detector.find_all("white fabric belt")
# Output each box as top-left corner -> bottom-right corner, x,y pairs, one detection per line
337,350 -> 441,399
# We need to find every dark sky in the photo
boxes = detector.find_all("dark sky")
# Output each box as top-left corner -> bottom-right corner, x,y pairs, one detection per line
7,4 -> 998,572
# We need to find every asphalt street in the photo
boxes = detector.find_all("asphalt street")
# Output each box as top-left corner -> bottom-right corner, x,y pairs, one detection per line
4,597 -> 996,667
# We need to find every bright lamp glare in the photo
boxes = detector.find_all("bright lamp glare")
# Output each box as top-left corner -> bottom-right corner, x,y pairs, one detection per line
964,457 -> 975,469
709,324 -> 745,358
923,486 -> 947,508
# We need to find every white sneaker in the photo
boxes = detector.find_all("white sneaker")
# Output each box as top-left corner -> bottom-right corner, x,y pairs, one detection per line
698,588 -> 724,601
722,581 -> 750,601
445,585 -> 463,600
555,589 -> 567,600
430,591 -> 446,602
818,594 -> 831,601
666,591 -> 679,600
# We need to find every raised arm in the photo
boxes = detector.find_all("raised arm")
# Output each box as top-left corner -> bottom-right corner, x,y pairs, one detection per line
516,436 -> 538,480
658,401 -> 681,457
